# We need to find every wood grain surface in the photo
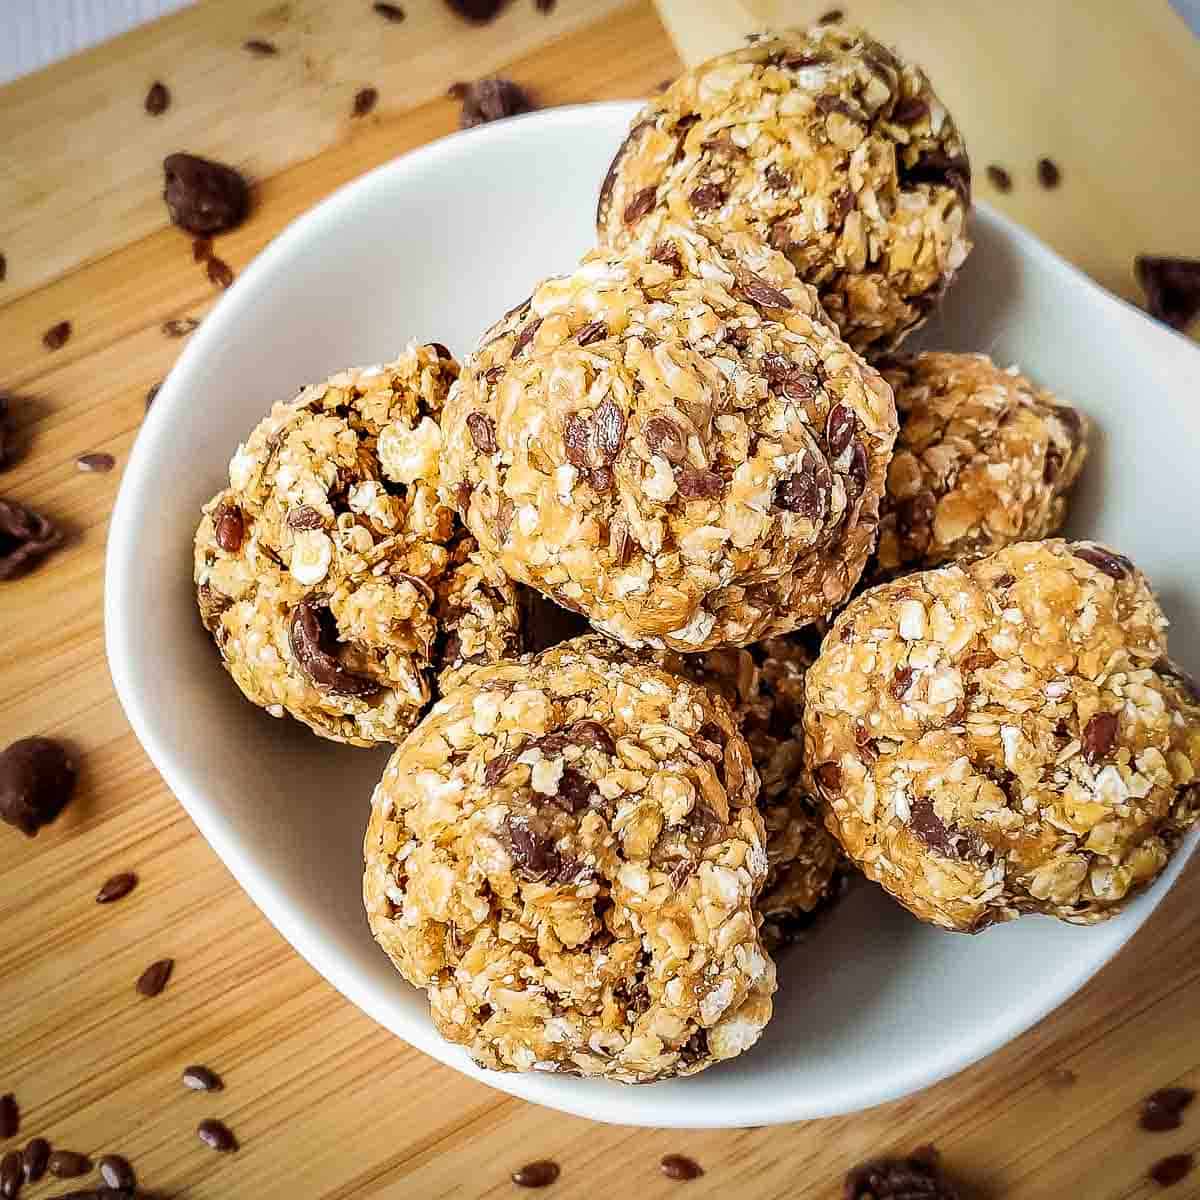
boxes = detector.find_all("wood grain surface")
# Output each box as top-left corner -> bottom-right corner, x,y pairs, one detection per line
0,2 -> 1198,1198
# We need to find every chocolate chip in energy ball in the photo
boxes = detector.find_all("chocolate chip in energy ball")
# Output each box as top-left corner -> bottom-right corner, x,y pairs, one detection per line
0,737 -> 76,837
1072,543 -> 1133,580
213,502 -> 244,553
1135,256 -> 1200,332
511,1160 -> 560,1188
197,1118 -> 238,1153
1082,711 -> 1118,765
660,1154 -> 704,1181
288,597 -> 381,698
144,80 -> 170,116
1141,1086 -> 1196,1132
844,1145 -> 960,1200
163,153 -> 249,236
456,77 -> 533,129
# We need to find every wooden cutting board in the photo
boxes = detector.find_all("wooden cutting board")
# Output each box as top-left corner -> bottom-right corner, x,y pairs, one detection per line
1,2 -> 1198,1198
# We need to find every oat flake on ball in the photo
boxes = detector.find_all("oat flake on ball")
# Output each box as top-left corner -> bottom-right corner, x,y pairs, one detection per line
363,636 -> 775,1081
194,344 -> 524,746
440,226 -> 897,652
597,24 -> 971,355
804,540 -> 1200,931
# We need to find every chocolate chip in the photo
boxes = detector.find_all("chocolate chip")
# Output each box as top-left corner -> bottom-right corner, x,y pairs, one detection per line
286,505 -> 325,531
192,237 -> 212,262
213,502 -> 245,553
466,412 -> 497,454
588,466 -> 614,493
764,165 -> 791,192
144,80 -> 170,116
374,1 -> 406,18
1142,1087 -> 1196,1132
986,164 -> 1012,192
97,1156 -> 135,1191
243,39 -> 278,55
1072,544 -> 1133,580
890,666 -> 915,700
773,458 -> 828,522
1136,256 -> 1200,332
206,255 -> 234,289
511,1160 -> 559,1188
813,762 -> 841,795
576,320 -> 607,346
507,820 -> 560,881
593,399 -> 625,466
47,1151 -> 92,1179
660,1154 -> 703,1181
0,738 -> 76,837
457,78 -> 533,128
182,1064 -> 224,1092
1150,1154 -> 1193,1188
571,720 -> 616,756
892,96 -> 929,123
512,317 -> 542,358
623,186 -> 658,225
651,240 -> 682,273
899,150 -> 971,205
482,752 -> 517,788
1037,157 -> 1061,188
1081,712 -> 1118,765
556,767 -> 593,813
96,872 -> 137,904
0,1096 -> 14,1140
825,404 -> 856,456
136,958 -> 173,998
43,321 -> 71,352
163,153 -> 249,236
20,1139 -> 47,1184
76,453 -> 115,474
445,0 -> 507,21
908,798 -> 963,858
197,1118 -> 237,1153
689,182 -> 726,211
734,268 -> 792,310
562,415 -> 591,469
0,1151 -> 16,1199
643,415 -> 686,463
289,597 -> 380,697
161,317 -> 200,339
675,468 -> 724,500
845,1145 -> 959,1200
352,87 -> 379,117
145,384 -> 161,412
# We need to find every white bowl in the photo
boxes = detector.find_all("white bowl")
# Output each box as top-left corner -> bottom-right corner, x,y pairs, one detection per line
106,102 -> 1200,1128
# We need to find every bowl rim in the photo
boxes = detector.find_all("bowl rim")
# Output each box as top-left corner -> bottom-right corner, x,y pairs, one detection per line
105,99 -> 1200,1128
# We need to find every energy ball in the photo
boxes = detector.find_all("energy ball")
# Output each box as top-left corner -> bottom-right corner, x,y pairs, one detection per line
804,540 -> 1200,931
675,638 -> 845,949
440,226 -> 897,652
597,24 -> 971,355
194,346 -> 524,746
872,353 -> 1088,578
363,636 -> 775,1081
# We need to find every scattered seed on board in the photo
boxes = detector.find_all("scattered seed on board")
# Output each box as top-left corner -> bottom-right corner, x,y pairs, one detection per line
42,322 -> 71,352
985,164 -> 1012,192
1037,157 -> 1061,188
162,317 -> 200,338
145,384 -> 161,412
352,87 -> 378,118
135,958 -> 173,998
145,81 -> 170,116
660,1155 -> 704,1181
76,453 -> 115,474
197,1119 -> 237,1153
21,1138 -> 49,1183
96,873 -> 138,903
243,39 -> 278,56
1150,1153 -> 1193,1187
47,1149 -> 92,1179
0,1150 -> 21,1200
97,1153 -> 135,1190
373,2 -> 406,20
0,1094 -> 16,1139
1141,1087 -> 1196,1132
182,1065 -> 223,1092
510,1160 -> 559,1188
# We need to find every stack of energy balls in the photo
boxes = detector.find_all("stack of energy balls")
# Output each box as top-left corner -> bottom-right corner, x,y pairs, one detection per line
193,24 -> 1200,1083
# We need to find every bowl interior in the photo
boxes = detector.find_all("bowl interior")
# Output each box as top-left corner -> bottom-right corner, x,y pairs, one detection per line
106,102 -> 1200,1128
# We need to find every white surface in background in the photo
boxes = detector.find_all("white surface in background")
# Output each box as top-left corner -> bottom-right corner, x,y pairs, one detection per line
0,0 -> 1197,86
0,0 -> 194,86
